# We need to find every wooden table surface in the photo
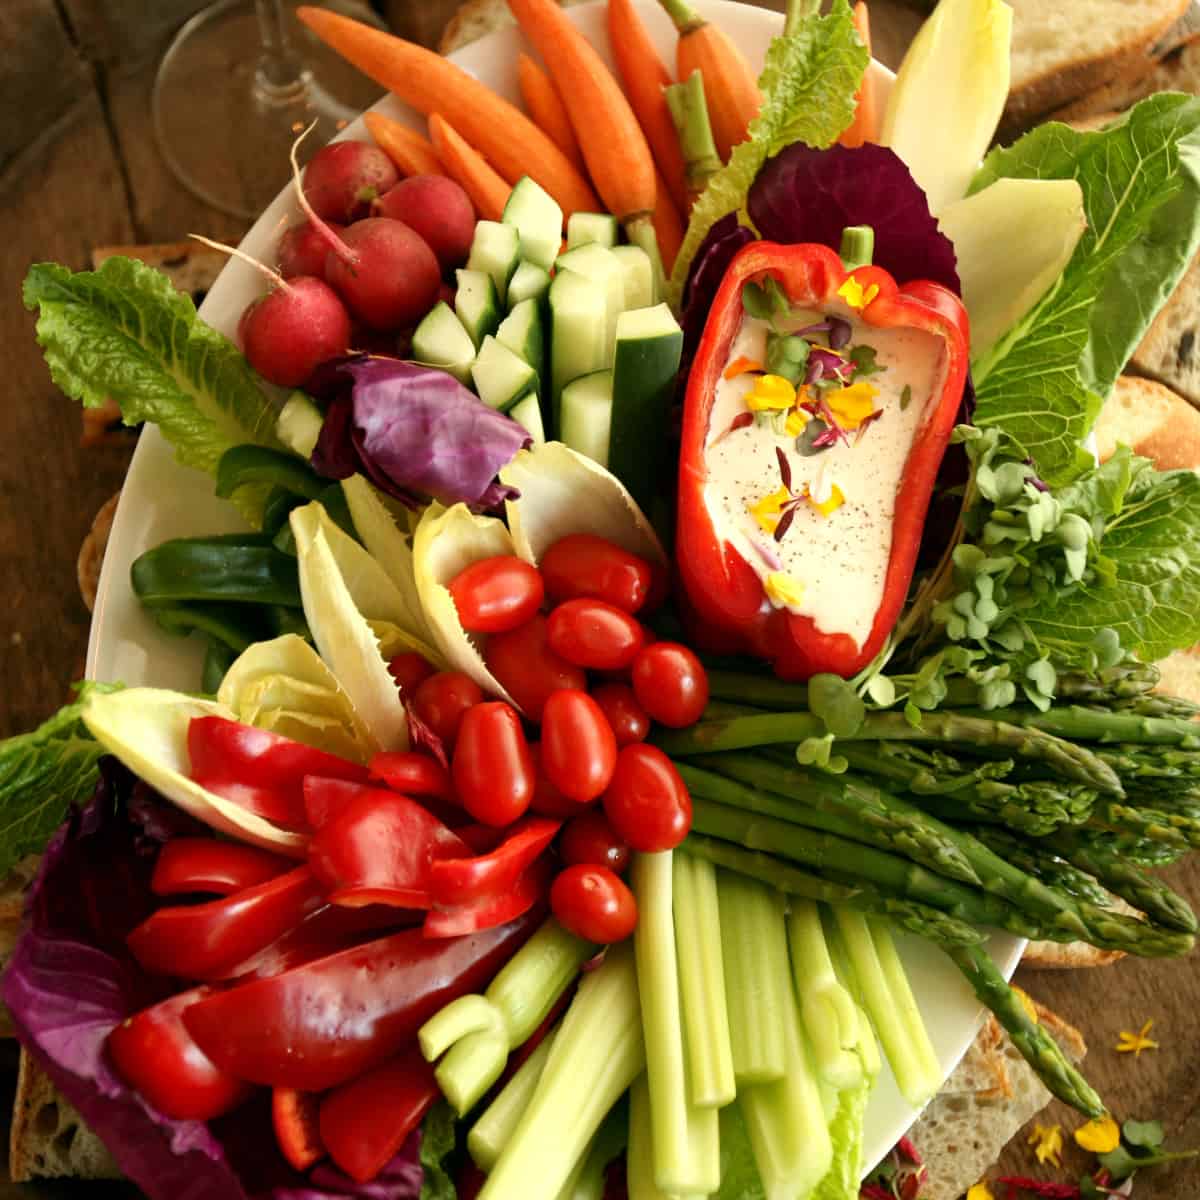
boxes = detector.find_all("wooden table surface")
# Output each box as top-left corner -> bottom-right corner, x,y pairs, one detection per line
2,1 -> 1199,1196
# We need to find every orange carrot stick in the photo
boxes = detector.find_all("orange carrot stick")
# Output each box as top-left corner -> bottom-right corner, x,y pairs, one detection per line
659,0 -> 761,161
652,166 -> 684,274
516,53 -> 587,175
507,0 -> 659,265
363,112 -> 442,177
428,115 -> 511,222
295,7 -> 597,217
838,3 -> 875,148
607,0 -> 688,219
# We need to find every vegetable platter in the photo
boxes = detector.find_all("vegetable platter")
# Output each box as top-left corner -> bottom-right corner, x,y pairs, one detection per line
13,0 -> 1200,1198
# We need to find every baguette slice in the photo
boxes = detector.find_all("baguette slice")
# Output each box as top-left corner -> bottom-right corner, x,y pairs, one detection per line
1093,375 -> 1200,471
1053,34 -> 1200,122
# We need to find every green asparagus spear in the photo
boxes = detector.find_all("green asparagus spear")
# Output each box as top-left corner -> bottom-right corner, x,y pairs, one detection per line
967,827 -> 1115,908
1095,743 -> 1200,782
1111,693 -> 1200,720
1051,827 -> 1190,869
954,705 -> 1200,748
654,711 -> 1124,795
947,943 -> 1104,1117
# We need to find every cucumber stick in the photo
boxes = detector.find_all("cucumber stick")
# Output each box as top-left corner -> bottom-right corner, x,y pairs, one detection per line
508,260 -> 552,309
611,245 -> 655,309
497,298 -> 545,400
549,269 -> 607,419
503,177 -> 564,272
468,221 -> 521,306
276,392 -> 324,459
609,304 -> 683,512
509,394 -> 546,444
567,211 -> 619,250
555,242 -> 625,363
412,301 -> 475,385
456,268 -> 502,349
472,336 -> 537,413
560,371 -> 613,468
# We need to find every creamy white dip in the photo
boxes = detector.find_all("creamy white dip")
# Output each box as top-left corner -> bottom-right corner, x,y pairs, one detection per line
703,302 -> 948,650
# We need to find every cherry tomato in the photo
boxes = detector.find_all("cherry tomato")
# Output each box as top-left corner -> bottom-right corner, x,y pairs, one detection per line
642,561 -> 671,615
387,652 -> 435,695
590,682 -> 651,747
559,810 -> 630,875
631,642 -> 709,728
546,599 -> 647,670
550,865 -> 637,944
368,751 -> 453,800
539,690 -> 617,804
412,671 -> 484,746
483,615 -> 587,722
540,534 -> 653,614
107,988 -> 253,1121
452,702 -> 536,826
448,555 -> 545,634
528,746 -> 590,818
273,1087 -> 325,1171
602,744 -> 692,852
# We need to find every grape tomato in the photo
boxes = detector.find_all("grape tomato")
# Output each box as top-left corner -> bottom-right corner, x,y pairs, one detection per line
452,702 -> 536,827
603,744 -> 692,852
631,642 -> 709,728
539,690 -> 617,804
546,599 -> 646,670
539,535 -> 653,614
412,671 -> 484,746
559,810 -> 630,875
448,555 -> 545,634
483,615 -> 587,722
590,682 -> 651,747
550,865 -> 637,944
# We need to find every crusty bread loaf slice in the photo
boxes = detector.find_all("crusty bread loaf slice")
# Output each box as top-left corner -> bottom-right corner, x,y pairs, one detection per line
76,492 -> 120,613
1093,375 -> 1200,470
1001,0 -> 1191,134
1053,35 -> 1200,123
906,1000 -> 1086,1200
1130,254 -> 1200,409
9,1052 -> 121,1181
438,0 -> 588,55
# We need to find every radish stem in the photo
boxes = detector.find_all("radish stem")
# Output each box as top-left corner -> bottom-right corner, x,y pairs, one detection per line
187,234 -> 291,292
289,120 -> 358,269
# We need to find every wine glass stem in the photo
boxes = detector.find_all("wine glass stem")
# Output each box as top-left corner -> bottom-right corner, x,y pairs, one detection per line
254,0 -> 307,99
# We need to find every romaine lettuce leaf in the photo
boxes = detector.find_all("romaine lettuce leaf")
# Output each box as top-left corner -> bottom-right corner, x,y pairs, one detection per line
809,1075 -> 871,1200
969,94 -> 1200,484
668,1 -> 868,304
24,257 -> 283,524
416,1104 -> 458,1200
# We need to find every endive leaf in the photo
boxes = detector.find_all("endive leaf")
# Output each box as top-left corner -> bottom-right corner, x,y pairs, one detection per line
81,688 -> 306,855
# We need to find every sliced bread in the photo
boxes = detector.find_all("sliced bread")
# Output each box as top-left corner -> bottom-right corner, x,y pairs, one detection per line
1093,375 -> 1200,470
1129,253 -> 1200,409
438,0 -> 588,55
1053,34 -> 1200,123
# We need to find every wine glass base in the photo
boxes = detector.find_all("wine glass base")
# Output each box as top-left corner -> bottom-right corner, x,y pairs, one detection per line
153,0 -> 384,220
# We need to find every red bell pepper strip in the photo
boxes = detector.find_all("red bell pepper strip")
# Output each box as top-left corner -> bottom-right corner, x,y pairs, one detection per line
188,715 -> 370,830
182,908 -> 540,1090
369,751 -> 454,801
423,854 -> 552,938
272,1087 -> 326,1171
107,987 -> 254,1122
151,837 -> 292,897
676,240 -> 969,680
307,785 -> 469,908
127,865 -> 325,981
318,1043 -> 439,1183
428,816 -> 561,907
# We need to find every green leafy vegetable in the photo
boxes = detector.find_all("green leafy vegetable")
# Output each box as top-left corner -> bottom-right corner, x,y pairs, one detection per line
969,94 -> 1200,484
23,257 -> 283,523
0,683 -> 120,879
418,1102 -> 459,1200
809,1073 -> 871,1200
667,1 -> 868,304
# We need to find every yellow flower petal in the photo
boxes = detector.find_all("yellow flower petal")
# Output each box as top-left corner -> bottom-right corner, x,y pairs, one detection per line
745,374 -> 797,412
808,483 -> 845,518
749,485 -> 791,534
1028,1122 -> 1064,1168
1116,1018 -> 1159,1057
764,572 -> 804,609
825,381 -> 880,430
1074,1113 -> 1120,1154
837,274 -> 880,311
785,409 -> 808,437
967,1184 -> 995,1200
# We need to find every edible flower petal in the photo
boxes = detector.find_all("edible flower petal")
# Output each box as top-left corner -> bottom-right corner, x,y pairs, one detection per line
1075,1114 -> 1121,1154
826,381 -> 881,429
764,572 -> 804,608
723,356 -> 763,380
809,483 -> 846,517
1116,1019 -> 1159,1056
1028,1123 -> 1064,1168
967,1184 -> 995,1200
746,374 -> 798,412
785,409 -> 808,437
750,485 -> 793,533
837,274 -> 880,310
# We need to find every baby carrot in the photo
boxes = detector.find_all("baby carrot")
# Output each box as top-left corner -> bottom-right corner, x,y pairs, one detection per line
658,0 -> 761,161
607,0 -> 688,219
295,7 -> 598,217
428,115 -> 511,222
652,166 -> 684,273
838,2 -> 875,148
517,53 -> 587,175
363,112 -> 442,177
506,0 -> 660,269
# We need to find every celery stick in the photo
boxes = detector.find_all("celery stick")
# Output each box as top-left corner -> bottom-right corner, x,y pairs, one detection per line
479,943 -> 645,1200
869,917 -> 942,1091
738,974 -> 832,1200
421,918 -> 594,1114
832,908 -> 940,1106
672,852 -> 735,1108
562,1100 -> 629,1200
632,852 -> 721,1195
627,1075 -> 706,1200
717,871 -> 791,1083
787,900 -> 863,1092
824,909 -> 883,1080
467,1030 -> 556,1171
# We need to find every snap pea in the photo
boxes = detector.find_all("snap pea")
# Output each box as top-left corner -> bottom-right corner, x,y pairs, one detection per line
201,639 -> 239,695
260,485 -> 304,539
215,444 -> 328,502
151,600 -> 267,651
132,537 -> 302,608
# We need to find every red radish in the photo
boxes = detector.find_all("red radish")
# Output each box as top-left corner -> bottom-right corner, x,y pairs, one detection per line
437,281 -> 456,306
191,234 -> 350,388
289,129 -> 441,331
278,220 -> 344,278
302,140 -> 398,222
372,175 -> 475,270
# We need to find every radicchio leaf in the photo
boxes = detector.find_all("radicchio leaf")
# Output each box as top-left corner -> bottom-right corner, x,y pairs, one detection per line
748,143 -> 960,292
680,213 -> 757,375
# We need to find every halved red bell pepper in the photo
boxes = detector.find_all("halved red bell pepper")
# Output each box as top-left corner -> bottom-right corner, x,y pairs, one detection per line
151,837 -> 292,897
423,854 -> 552,938
428,816 -> 561,907
318,1043 -> 439,1183
307,784 -> 469,908
272,1087 -> 325,1171
188,716 -> 370,830
182,908 -> 540,1090
676,241 -> 969,680
127,865 -> 325,981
